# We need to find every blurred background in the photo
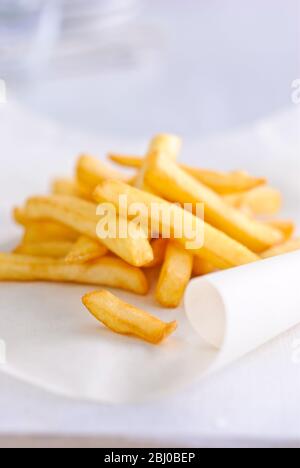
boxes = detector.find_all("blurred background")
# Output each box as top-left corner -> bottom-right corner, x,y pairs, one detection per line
0,0 -> 299,140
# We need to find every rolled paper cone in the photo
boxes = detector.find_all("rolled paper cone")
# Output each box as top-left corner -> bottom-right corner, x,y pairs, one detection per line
185,250 -> 300,370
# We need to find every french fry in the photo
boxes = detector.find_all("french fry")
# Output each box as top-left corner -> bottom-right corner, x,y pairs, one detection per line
109,154 -> 266,194
0,254 -> 148,295
134,134 -> 182,189
193,257 -> 216,277
265,220 -> 295,241
65,235 -> 108,264
148,134 -> 182,159
22,221 -> 78,243
108,153 -> 143,169
156,242 -> 193,308
13,207 -> 28,226
51,178 -> 91,200
143,238 -> 168,269
224,186 -> 282,216
76,154 -> 127,193
14,241 -> 74,259
94,180 -> 260,269
261,238 -> 300,259
144,152 -> 283,252
24,195 -> 153,267
183,168 -> 266,195
82,290 -> 177,344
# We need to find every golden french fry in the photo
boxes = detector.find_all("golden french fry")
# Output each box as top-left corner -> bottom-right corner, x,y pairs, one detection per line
265,220 -> 295,241
193,257 -> 216,277
24,195 -> 153,267
109,154 -> 266,194
134,134 -> 182,189
22,221 -> 78,243
82,290 -> 177,344
143,238 -> 168,269
13,207 -> 30,226
0,253 -> 148,295
156,242 -> 193,308
183,168 -> 266,195
65,235 -> 108,264
51,178 -> 91,200
148,134 -> 182,159
224,186 -> 282,216
109,154 -> 143,169
144,152 -> 283,252
94,180 -> 259,269
14,241 -> 74,259
261,238 -> 300,259
76,154 -> 127,192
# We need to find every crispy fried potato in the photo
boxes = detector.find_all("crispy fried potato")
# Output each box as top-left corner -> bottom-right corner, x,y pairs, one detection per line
156,242 -> 193,308
13,207 -> 30,226
134,134 -> 182,189
65,235 -> 108,264
82,290 -> 177,344
183,168 -> 266,195
0,253 -> 148,295
22,221 -> 78,243
76,154 -> 127,192
192,257 -> 216,277
24,195 -> 153,267
51,178 -> 91,200
265,220 -> 295,241
143,238 -> 168,269
109,154 -> 266,194
14,241 -> 74,259
108,154 -> 143,169
94,180 -> 259,269
224,186 -> 282,216
144,152 -> 283,252
261,238 -> 300,259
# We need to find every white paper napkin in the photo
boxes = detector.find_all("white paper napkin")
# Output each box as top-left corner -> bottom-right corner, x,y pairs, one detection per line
0,102 -> 299,403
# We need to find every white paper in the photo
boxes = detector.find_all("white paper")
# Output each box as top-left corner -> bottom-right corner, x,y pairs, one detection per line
185,251 -> 300,372
0,102 -> 299,403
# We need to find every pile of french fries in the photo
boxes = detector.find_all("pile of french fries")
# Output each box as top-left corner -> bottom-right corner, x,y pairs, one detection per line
2,134 -> 299,345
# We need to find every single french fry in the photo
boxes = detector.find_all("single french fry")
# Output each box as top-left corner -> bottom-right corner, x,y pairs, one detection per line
224,186 -> 282,216
109,154 -> 266,194
265,220 -> 295,241
51,178 -> 91,200
183,168 -> 266,195
13,207 -> 30,226
76,154 -> 127,192
65,235 -> 108,264
193,257 -> 216,277
143,238 -> 168,269
0,254 -> 148,295
82,290 -> 177,344
109,153 -> 143,169
22,221 -> 78,243
14,241 -> 74,259
24,196 -> 153,267
134,134 -> 182,189
94,180 -> 259,269
144,152 -> 283,252
261,238 -> 300,259
156,242 -> 193,308
148,134 -> 182,159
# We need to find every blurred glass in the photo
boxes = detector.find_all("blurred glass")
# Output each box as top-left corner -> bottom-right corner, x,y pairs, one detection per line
53,0 -> 149,76
0,0 -> 153,83
0,0 -> 60,81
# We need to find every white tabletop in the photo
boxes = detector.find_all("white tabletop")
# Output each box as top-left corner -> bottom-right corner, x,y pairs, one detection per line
1,0 -> 300,448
